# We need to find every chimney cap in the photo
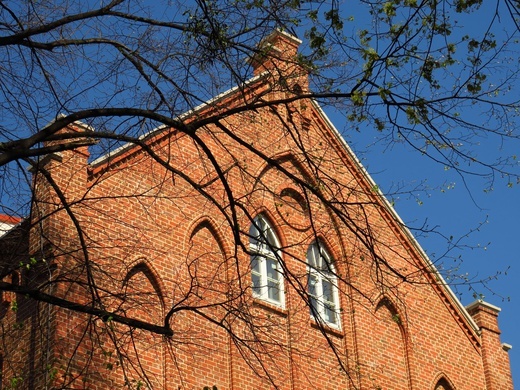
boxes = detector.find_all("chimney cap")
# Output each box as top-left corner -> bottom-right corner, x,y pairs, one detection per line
250,29 -> 302,74
259,29 -> 302,48
466,299 -> 502,313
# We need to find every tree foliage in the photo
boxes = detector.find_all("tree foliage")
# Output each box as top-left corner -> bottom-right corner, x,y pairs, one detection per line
1,0 -> 519,180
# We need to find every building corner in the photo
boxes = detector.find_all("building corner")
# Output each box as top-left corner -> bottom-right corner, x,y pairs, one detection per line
466,300 -> 514,390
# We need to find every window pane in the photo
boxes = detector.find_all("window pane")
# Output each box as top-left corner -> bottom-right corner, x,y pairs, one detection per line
310,296 -> 318,316
249,216 -> 283,306
267,258 -> 281,302
320,250 -> 332,272
265,228 -> 277,247
267,279 -> 280,302
251,256 -> 262,295
324,305 -> 336,324
266,258 -> 278,279
249,221 -> 260,246
251,256 -> 261,273
322,279 -> 333,302
307,242 -> 339,325
308,273 -> 318,297
307,244 -> 318,268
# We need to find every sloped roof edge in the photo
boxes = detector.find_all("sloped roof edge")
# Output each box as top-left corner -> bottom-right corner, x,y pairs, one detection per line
89,30 -> 301,168
310,99 -> 480,334
89,74 -> 264,168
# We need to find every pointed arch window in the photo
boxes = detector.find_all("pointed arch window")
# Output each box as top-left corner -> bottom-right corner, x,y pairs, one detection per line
249,215 -> 284,306
307,242 -> 340,326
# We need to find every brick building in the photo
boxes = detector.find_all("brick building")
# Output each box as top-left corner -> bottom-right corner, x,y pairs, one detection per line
0,30 -> 514,389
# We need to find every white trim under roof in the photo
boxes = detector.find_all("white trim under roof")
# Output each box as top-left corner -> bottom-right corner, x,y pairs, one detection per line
260,28 -> 303,46
89,74 -> 264,168
466,299 -> 501,313
502,343 -> 512,352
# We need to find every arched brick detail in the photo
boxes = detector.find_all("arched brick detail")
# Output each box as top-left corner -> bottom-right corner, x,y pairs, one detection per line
164,216 -> 232,389
356,295 -> 412,389
254,152 -> 317,190
118,259 -> 165,389
123,259 -> 165,308
248,209 -> 287,250
187,216 -> 230,259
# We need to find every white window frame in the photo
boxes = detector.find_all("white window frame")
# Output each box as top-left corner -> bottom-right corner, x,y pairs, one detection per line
249,215 -> 285,307
307,241 -> 340,327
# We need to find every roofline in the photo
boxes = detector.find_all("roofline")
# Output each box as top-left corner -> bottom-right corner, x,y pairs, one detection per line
43,113 -> 94,133
89,73 -> 265,168
310,99 -> 480,334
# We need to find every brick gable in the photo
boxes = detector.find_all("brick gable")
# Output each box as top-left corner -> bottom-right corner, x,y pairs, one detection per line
0,30 -> 513,390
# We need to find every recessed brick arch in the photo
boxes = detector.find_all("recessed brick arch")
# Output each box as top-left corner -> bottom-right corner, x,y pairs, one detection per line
123,259 -> 165,309
119,259 -> 166,388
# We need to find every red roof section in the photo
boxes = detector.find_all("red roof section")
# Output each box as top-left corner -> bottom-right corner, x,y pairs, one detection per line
0,214 -> 21,225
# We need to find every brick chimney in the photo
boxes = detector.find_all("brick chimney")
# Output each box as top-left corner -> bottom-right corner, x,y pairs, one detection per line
30,120 -> 91,258
250,29 -> 308,93
466,300 -> 514,390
